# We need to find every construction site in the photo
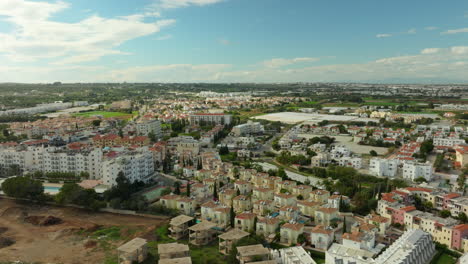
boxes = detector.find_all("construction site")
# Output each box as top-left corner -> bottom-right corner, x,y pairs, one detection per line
0,198 -> 168,264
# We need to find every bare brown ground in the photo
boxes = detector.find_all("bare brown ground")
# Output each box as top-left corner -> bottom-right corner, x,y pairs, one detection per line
0,198 -> 168,264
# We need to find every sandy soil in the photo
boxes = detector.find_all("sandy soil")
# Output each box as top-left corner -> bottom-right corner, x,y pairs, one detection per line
0,198 -> 168,264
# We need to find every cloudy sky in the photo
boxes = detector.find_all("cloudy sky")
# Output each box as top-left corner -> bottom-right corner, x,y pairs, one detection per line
0,0 -> 468,83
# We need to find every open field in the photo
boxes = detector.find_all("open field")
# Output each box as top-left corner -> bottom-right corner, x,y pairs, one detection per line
0,199 -> 168,264
253,112 -> 379,124
72,111 -> 134,118
298,134 -> 388,155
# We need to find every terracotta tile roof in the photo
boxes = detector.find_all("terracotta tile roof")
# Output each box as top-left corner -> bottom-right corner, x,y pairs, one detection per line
281,223 -> 304,231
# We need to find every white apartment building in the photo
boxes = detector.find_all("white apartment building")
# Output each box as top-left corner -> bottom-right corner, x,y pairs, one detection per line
369,158 -> 398,177
0,149 -> 33,173
271,246 -> 317,264
136,119 -> 161,138
337,156 -> 362,169
231,121 -> 264,136
373,229 -> 435,264
189,113 -> 232,125
433,137 -> 465,147
102,151 -> 154,186
30,146 -> 103,179
402,162 -> 432,181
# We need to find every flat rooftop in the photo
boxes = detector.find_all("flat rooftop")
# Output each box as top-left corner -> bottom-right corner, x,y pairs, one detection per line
159,257 -> 192,264
237,244 -> 270,257
157,243 -> 189,254
117,237 -> 147,253
218,228 -> 250,240
170,215 -> 194,226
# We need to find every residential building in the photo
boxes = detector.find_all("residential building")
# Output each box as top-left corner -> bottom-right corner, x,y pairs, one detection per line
274,193 -> 297,208
373,229 -> 435,264
136,119 -> 161,138
253,200 -> 274,216
402,162 -> 433,181
256,217 -> 280,237
188,221 -> 217,246
233,195 -> 252,213
169,215 -> 193,240
236,244 -> 270,264
297,200 -> 323,218
280,223 -> 305,245
369,158 -> 398,177
310,189 -> 330,203
235,212 -> 256,232
117,237 -> 148,264
158,243 -> 190,260
271,246 -> 316,264
315,207 -> 339,226
279,206 -> 300,221
160,195 -> 197,216
102,150 -> 154,186
189,113 -> 232,125
218,229 -> 250,255
310,225 -> 334,250
231,121 -> 264,136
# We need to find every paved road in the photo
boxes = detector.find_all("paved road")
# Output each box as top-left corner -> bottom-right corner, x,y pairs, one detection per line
255,162 -> 324,188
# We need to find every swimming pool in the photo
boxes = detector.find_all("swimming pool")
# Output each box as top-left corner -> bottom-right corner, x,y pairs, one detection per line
44,185 -> 62,194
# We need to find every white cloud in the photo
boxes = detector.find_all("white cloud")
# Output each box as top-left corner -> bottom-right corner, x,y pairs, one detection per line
424,26 -> 438,31
451,46 -> 468,54
376,34 -> 392,38
156,34 -> 173,40
153,0 -> 223,9
103,64 -> 231,82
406,28 -> 416,34
441,27 -> 468,34
218,38 -> 231,45
421,48 -> 440,54
0,0 -> 175,63
262,57 -> 320,68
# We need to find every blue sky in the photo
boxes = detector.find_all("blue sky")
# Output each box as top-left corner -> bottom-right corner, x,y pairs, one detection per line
0,0 -> 468,83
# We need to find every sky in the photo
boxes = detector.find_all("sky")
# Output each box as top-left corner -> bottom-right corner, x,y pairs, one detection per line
0,0 -> 468,83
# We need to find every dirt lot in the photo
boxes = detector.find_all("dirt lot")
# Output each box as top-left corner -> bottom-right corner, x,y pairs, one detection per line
0,198 -> 168,264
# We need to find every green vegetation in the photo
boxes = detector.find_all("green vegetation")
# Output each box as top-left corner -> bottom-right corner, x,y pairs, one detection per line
431,253 -> 456,264
0,176 -> 46,201
55,183 -> 106,211
72,111 -> 133,118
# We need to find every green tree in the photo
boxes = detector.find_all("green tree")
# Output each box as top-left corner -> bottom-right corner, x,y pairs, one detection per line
213,183 -> 218,199
457,173 -> 466,194
1,176 -> 44,201
148,131 -> 157,143
186,183 -> 191,197
439,210 -> 451,218
230,206 -> 235,228
92,119 -> 101,127
369,150 -> 378,156
458,212 -> 468,224
174,181 -> 181,195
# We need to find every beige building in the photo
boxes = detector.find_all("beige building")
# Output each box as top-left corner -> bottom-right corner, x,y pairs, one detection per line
236,244 -> 271,264
280,223 -> 305,245
253,200 -> 274,216
235,212 -> 257,232
218,228 -> 250,255
292,185 -> 313,199
169,215 -> 194,240
233,195 -> 253,213
276,180 -> 297,193
117,237 -> 148,264
279,206 -> 300,222
315,207 -> 339,226
235,180 -> 253,195
159,195 -> 197,216
188,221 -> 217,246
252,187 -> 274,201
219,188 -> 237,206
158,243 -> 190,260
310,189 -> 330,203
256,217 -> 280,238
297,200 -> 323,218
200,201 -> 231,228
274,193 -> 297,208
